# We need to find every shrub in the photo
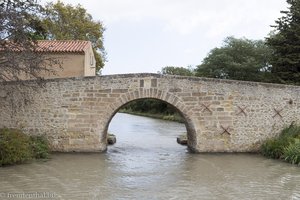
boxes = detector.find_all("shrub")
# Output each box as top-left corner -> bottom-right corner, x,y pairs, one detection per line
261,124 -> 300,165
0,128 -> 32,166
283,139 -> 300,165
280,124 -> 300,138
30,135 -> 50,159
261,136 -> 295,159
0,128 -> 50,166
261,138 -> 285,159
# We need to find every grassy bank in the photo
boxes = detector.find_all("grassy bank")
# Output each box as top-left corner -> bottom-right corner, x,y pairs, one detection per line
261,124 -> 300,165
119,109 -> 184,123
0,128 -> 50,166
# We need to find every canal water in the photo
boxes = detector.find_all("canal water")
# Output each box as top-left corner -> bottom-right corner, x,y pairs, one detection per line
0,113 -> 299,200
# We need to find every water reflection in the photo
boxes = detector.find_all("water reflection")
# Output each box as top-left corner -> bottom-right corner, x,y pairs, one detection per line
0,113 -> 299,200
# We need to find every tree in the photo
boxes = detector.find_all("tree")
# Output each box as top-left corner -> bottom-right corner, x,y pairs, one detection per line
121,98 -> 182,121
42,1 -> 106,71
266,0 -> 300,85
195,37 -> 274,82
161,66 -> 194,76
0,0 -> 59,82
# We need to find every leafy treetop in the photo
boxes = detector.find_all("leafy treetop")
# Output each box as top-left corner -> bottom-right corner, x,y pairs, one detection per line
195,37 -> 274,82
266,0 -> 300,85
42,1 -> 106,71
0,0 -> 59,82
161,66 -> 194,76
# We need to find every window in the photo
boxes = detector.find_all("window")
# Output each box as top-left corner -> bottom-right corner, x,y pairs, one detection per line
90,53 -> 94,66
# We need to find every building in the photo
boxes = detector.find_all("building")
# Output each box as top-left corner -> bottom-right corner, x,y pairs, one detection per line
36,40 -> 96,78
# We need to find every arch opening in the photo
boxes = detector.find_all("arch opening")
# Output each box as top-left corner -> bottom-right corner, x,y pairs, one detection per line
103,97 -> 198,152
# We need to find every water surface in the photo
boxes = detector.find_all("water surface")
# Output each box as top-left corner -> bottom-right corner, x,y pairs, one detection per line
0,113 -> 299,200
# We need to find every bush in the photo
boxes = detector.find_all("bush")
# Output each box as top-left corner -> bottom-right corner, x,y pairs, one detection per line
280,124 -> 300,138
261,124 -> 300,165
0,128 -> 50,166
30,135 -> 50,159
261,138 -> 286,159
283,139 -> 300,165
0,128 -> 32,166
261,135 -> 295,159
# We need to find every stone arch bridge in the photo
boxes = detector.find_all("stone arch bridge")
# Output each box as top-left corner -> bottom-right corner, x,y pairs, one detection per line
0,73 -> 299,152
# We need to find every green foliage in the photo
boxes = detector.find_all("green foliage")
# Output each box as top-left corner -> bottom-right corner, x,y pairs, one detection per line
0,0 -> 45,41
30,135 -> 50,159
196,37 -> 274,82
123,99 -> 177,115
161,66 -> 194,76
261,124 -> 300,165
0,128 -> 32,166
42,1 -> 106,70
0,0 -> 59,82
121,99 -> 183,122
162,113 -> 184,123
280,123 -> 300,138
261,137 -> 292,159
266,0 -> 300,85
0,129 -> 50,166
283,139 -> 300,165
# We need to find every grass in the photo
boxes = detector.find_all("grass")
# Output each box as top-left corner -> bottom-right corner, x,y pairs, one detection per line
283,139 -> 300,165
261,124 -> 300,165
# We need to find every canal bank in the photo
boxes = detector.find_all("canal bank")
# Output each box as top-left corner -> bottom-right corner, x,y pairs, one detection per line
118,110 -> 184,123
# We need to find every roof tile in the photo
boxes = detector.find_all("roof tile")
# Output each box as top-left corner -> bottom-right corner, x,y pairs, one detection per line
36,40 -> 91,53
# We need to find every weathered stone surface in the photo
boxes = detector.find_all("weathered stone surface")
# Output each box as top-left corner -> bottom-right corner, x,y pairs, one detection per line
0,73 -> 299,153
107,134 -> 116,145
177,134 -> 187,145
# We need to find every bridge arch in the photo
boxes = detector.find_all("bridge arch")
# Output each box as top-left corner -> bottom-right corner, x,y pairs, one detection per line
102,88 -> 198,151
2,73 -> 298,152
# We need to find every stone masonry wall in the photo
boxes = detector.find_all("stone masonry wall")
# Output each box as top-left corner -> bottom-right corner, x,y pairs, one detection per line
0,73 -> 299,152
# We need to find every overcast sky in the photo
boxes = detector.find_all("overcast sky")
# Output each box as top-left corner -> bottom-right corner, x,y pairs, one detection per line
57,0 -> 288,75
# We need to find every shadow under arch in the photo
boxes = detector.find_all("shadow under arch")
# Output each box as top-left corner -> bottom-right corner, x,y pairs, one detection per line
103,89 -> 198,152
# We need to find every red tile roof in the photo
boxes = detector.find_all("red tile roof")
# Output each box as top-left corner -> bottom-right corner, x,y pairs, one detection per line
36,40 -> 91,53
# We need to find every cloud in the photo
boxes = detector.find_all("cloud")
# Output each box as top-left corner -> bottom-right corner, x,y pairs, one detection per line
50,0 -> 288,74
56,0 -> 287,38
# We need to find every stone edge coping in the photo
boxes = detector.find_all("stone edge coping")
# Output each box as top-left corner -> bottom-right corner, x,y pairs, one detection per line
0,73 -> 299,90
